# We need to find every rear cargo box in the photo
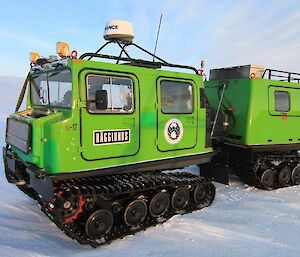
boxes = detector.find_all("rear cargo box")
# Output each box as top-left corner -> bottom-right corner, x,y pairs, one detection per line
210,64 -> 265,80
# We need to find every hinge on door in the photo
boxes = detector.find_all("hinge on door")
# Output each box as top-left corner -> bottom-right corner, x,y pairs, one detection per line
76,101 -> 86,108
123,117 -> 135,126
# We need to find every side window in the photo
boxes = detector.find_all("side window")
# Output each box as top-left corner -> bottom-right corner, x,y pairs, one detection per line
87,75 -> 134,113
200,88 -> 207,108
275,91 -> 290,112
160,80 -> 193,114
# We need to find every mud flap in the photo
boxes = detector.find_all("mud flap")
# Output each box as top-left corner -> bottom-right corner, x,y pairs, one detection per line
26,168 -> 54,203
199,153 -> 229,185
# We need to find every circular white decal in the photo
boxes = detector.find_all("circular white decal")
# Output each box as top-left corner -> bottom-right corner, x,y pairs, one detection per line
164,119 -> 183,144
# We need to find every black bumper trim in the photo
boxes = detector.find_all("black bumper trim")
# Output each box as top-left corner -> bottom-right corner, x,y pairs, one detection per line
52,152 -> 214,181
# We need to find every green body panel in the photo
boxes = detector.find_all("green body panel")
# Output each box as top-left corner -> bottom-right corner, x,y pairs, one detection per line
205,78 -> 300,146
10,59 -> 211,175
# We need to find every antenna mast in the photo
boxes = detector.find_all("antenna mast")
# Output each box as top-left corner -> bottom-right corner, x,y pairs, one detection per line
153,14 -> 163,62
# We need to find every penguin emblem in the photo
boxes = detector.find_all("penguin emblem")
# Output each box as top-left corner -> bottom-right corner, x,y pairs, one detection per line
164,119 -> 183,144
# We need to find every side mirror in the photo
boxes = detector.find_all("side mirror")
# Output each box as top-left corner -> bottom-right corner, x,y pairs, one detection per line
95,90 -> 108,110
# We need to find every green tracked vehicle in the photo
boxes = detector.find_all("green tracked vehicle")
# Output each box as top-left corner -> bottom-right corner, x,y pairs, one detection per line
204,64 -> 300,190
2,21 -> 216,246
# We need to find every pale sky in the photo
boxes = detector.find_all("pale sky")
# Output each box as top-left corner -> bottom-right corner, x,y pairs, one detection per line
0,0 -> 300,77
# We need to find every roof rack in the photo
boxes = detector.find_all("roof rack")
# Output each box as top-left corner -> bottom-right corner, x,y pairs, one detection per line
79,41 -> 198,74
262,69 -> 300,83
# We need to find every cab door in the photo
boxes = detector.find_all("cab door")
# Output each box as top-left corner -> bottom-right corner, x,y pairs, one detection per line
80,71 -> 140,160
157,78 -> 198,151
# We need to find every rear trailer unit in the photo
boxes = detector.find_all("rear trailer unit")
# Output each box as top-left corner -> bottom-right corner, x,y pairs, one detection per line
204,64 -> 300,189
3,20 -> 216,247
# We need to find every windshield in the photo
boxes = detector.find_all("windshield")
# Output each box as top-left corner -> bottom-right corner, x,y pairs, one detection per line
30,68 -> 72,108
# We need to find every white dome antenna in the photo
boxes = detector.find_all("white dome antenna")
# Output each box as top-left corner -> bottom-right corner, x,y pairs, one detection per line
103,20 -> 134,43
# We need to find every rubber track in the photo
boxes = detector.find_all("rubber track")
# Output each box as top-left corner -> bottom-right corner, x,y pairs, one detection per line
233,152 -> 300,190
33,171 -> 214,247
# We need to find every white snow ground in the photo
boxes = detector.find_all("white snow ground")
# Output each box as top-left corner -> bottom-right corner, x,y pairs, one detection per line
0,78 -> 300,257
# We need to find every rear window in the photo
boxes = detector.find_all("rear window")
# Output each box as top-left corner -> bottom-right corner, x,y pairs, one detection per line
275,91 -> 290,112
160,80 -> 193,114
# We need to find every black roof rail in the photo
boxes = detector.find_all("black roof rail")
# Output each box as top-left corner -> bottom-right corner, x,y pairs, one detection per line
79,41 -> 199,74
263,69 -> 300,83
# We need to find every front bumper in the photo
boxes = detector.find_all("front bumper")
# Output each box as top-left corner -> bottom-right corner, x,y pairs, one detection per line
3,146 -> 19,183
3,146 -> 54,202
